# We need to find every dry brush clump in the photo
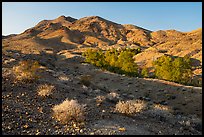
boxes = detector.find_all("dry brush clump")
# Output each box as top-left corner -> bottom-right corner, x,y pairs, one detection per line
12,60 -> 41,82
80,75 -> 92,87
52,99 -> 86,124
107,92 -> 120,100
150,104 -> 173,116
95,95 -> 106,106
144,103 -> 174,122
37,84 -> 55,97
153,104 -> 171,111
106,91 -> 120,103
58,75 -> 70,81
115,99 -> 147,115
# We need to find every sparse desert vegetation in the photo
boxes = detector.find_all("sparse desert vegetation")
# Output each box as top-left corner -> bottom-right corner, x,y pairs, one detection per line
95,95 -> 106,105
115,100 -> 147,115
107,92 -> 120,100
37,84 -> 55,97
153,104 -> 171,111
12,60 -> 41,82
80,75 -> 92,87
52,99 -> 86,124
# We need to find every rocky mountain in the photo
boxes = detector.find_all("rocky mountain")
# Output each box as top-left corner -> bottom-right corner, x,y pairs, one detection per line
3,15 -> 202,75
2,15 -> 152,50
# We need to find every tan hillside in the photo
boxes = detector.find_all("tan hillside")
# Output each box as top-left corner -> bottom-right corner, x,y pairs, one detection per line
134,28 -> 202,76
123,24 -> 153,47
70,16 -> 127,46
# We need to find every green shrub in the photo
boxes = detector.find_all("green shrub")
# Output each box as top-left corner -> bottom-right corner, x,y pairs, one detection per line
153,55 -> 173,80
116,50 -> 138,76
82,48 -> 106,67
82,48 -> 139,77
141,68 -> 149,78
104,49 -> 119,67
170,56 -> 192,84
153,55 -> 193,85
191,77 -> 202,87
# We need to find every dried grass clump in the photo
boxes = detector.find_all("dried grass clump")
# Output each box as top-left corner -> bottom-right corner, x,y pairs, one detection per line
52,99 -> 86,124
115,99 -> 147,115
13,60 -> 40,82
95,95 -> 106,106
153,104 -> 171,111
37,84 -> 55,97
80,75 -> 91,87
107,92 -> 120,100
58,75 -> 70,81
146,104 -> 174,122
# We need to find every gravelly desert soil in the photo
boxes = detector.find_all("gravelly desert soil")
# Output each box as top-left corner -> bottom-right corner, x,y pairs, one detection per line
2,50 -> 202,135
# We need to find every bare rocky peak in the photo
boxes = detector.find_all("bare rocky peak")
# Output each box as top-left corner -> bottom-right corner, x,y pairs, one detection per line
35,20 -> 50,28
123,24 -> 152,33
34,15 -> 76,29
55,15 -> 77,22
73,16 -> 121,27
150,29 -> 186,42
2,34 -> 17,39
186,28 -> 202,36
21,15 -> 151,40
77,16 -> 109,22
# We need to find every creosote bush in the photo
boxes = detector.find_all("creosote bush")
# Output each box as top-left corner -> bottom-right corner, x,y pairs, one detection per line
52,99 -> 86,124
115,99 -> 147,115
37,84 -> 55,97
13,60 -> 41,82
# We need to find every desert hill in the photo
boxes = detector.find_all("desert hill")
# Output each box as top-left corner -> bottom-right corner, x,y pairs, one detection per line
3,15 -> 202,67
2,15 -> 153,50
134,28 -> 202,77
2,15 -> 202,135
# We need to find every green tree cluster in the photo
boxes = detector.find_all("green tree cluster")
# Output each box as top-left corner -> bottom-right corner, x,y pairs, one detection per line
82,48 -> 106,67
83,49 -> 196,86
141,68 -> 149,78
83,48 -> 141,76
153,55 -> 192,84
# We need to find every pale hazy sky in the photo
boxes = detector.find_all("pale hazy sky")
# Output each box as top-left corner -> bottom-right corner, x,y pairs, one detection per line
2,2 -> 202,35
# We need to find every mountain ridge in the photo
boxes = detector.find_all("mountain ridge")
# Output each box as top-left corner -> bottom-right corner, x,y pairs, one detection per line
2,15 -> 202,74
